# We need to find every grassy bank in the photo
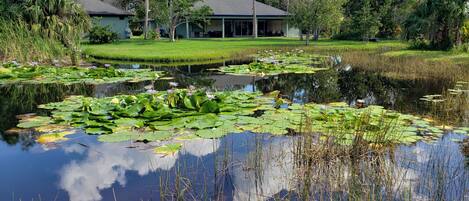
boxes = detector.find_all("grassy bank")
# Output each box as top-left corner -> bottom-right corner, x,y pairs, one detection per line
384,50 -> 469,64
82,38 -> 407,62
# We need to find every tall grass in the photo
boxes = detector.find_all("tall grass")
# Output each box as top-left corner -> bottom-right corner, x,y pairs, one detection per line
338,51 -> 469,81
0,19 -> 66,63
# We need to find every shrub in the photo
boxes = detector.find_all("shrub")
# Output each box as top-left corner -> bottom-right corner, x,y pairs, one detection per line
147,30 -> 160,40
409,36 -> 430,50
89,24 -> 118,44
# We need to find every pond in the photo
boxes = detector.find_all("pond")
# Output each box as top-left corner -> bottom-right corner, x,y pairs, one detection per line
0,55 -> 468,201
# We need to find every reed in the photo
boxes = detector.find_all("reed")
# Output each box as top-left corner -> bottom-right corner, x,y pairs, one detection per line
337,51 -> 469,81
0,19 -> 66,63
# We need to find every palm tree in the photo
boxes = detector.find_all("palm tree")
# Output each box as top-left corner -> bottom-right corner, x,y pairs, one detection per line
1,0 -> 90,64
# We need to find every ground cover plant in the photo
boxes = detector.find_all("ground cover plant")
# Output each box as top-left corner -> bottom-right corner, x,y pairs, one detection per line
14,88 -> 464,150
219,50 -> 330,76
0,63 -> 162,85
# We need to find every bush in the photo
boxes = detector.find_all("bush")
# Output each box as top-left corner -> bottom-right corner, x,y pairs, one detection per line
409,36 -> 430,50
147,30 -> 160,40
89,24 -> 118,44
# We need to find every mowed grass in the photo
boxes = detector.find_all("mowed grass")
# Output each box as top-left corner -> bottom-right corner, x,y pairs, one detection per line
82,38 -> 407,62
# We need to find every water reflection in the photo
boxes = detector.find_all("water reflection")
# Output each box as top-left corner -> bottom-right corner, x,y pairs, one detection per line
59,138 -> 219,201
56,133 -> 469,201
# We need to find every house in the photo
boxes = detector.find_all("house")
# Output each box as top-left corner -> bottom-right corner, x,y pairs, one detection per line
76,0 -> 133,39
175,0 -> 299,38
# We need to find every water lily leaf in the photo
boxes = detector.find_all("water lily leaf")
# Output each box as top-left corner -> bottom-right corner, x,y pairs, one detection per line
185,114 -> 222,129
36,130 -> 75,144
85,127 -> 108,135
137,130 -> 172,141
35,124 -> 70,133
17,116 -> 52,128
114,118 -> 145,128
154,143 -> 182,155
200,100 -> 219,113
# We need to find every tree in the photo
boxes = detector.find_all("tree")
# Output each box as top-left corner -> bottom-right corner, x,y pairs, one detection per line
151,0 -> 211,42
353,0 -> 381,40
338,0 -> 415,40
289,0 -> 345,45
404,0 -> 468,50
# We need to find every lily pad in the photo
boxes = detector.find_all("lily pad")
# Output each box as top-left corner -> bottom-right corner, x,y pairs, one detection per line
36,130 -> 75,144
154,143 -> 182,155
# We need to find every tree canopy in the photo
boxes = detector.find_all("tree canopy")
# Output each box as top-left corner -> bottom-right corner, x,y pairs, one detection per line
289,0 -> 345,45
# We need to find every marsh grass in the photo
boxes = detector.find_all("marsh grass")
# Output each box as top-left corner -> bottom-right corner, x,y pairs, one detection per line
0,19 -> 66,63
420,82 -> 469,126
338,51 -> 469,81
290,111 -> 469,201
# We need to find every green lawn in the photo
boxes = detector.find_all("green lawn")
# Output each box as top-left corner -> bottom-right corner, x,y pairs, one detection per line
82,38 -> 407,62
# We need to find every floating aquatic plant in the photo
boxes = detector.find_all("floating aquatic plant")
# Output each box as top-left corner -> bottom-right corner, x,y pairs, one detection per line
15,89 -> 451,146
219,51 -> 330,76
154,143 -> 182,155
0,64 -> 162,85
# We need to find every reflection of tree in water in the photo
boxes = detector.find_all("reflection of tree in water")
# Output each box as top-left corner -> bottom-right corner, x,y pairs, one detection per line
338,69 -> 455,115
253,69 -> 454,117
0,82 -> 151,147
255,71 -> 342,103
0,83 -> 93,131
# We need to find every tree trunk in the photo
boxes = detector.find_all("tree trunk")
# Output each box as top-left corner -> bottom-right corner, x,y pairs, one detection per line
456,25 -> 462,46
252,0 -> 257,38
305,31 -> 310,46
168,0 -> 175,42
313,28 -> 319,41
144,0 -> 149,39
170,25 -> 176,42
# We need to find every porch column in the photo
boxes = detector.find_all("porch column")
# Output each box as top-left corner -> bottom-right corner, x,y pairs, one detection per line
186,19 -> 190,39
286,21 -> 289,37
222,18 -> 225,38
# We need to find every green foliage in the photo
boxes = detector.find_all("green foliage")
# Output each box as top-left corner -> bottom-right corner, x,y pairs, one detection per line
338,0 -> 412,40
0,64 -> 161,85
352,0 -> 381,40
0,0 -> 91,64
0,19 -> 66,63
149,0 -> 212,41
154,143 -> 182,155
404,0 -> 468,50
89,21 -> 118,44
289,0 -> 345,44
17,88 -> 452,146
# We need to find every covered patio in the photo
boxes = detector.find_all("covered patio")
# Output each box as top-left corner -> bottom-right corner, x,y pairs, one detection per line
176,0 -> 298,38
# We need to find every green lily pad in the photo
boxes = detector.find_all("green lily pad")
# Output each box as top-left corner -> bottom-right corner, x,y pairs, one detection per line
154,143 -> 182,155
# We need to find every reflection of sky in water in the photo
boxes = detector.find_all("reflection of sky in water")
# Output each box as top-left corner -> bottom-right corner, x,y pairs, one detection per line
0,131 -> 468,201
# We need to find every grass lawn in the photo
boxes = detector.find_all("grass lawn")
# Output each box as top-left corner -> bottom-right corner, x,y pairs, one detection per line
82,38 -> 407,62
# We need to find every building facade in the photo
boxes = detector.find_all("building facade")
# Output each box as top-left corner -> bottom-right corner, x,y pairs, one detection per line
77,0 -> 133,39
175,0 -> 298,38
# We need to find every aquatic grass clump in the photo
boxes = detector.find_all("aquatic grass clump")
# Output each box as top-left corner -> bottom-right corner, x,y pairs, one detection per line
219,50 -> 330,76
421,81 -> 469,128
0,64 -> 162,85
14,88 -> 451,149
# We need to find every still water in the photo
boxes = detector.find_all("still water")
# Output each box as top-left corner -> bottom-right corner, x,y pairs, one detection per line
0,60 -> 467,200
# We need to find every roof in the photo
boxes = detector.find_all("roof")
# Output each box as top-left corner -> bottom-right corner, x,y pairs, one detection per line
76,0 -> 133,16
195,0 -> 287,17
